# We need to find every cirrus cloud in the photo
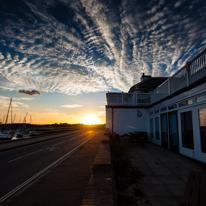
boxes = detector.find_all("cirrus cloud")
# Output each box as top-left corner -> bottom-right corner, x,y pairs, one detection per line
0,0 -> 205,95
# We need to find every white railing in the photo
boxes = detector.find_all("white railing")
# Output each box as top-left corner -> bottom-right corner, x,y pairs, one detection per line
170,66 -> 187,94
106,92 -> 150,106
190,50 -> 206,84
150,79 -> 169,104
136,93 -> 151,104
150,48 -> 206,104
107,48 -> 206,106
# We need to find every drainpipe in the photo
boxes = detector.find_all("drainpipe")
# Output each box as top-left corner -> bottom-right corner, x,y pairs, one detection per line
186,62 -> 190,86
112,108 -> 114,135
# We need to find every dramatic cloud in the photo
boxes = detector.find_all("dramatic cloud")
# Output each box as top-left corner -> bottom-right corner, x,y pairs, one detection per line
60,104 -> 84,108
18,89 -> 42,96
0,0 -> 206,94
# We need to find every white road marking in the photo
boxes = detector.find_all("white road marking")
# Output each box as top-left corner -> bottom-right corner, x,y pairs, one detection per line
0,131 -> 84,154
52,141 -> 65,146
0,132 -> 99,204
8,149 -> 43,163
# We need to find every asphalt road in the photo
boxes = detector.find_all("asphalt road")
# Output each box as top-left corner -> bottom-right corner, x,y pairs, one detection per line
0,130 -> 98,199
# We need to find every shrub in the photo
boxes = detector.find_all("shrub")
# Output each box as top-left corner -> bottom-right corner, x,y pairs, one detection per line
110,134 -> 143,191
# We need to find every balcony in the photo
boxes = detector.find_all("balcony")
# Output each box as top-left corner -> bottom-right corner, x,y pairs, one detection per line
107,48 -> 206,106
106,92 -> 150,106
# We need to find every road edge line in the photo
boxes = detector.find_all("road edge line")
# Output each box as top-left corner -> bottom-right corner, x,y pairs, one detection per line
0,132 -> 100,205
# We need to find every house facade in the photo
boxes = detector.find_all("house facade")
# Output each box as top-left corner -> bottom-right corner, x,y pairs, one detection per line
106,48 -> 206,163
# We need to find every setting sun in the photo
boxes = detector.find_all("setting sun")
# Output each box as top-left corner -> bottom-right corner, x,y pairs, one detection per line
82,114 -> 99,125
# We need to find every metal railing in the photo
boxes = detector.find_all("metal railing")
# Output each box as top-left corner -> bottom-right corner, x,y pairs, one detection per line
190,50 -> 206,84
106,92 -> 150,106
107,48 -> 206,106
150,48 -> 206,104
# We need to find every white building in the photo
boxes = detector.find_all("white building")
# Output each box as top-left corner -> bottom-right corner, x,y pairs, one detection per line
106,48 -> 206,163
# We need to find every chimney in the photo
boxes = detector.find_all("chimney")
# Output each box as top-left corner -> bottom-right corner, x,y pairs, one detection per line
140,73 -> 151,82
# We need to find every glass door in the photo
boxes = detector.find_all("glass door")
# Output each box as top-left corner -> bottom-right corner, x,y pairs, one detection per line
168,111 -> 179,153
181,111 -> 194,150
155,117 -> 160,141
161,113 -> 168,148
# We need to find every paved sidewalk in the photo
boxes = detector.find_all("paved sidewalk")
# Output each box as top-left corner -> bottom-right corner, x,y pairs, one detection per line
130,143 -> 206,206
5,132 -> 105,206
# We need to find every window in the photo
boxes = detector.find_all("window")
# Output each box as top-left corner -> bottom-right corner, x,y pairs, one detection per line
161,114 -> 168,145
196,94 -> 206,103
199,108 -> 206,153
181,111 -> 194,149
150,111 -> 153,115
161,107 -> 167,112
150,118 -> 153,138
169,104 -> 177,110
179,99 -> 193,107
154,110 -> 159,114
169,112 -> 178,148
155,117 -> 160,140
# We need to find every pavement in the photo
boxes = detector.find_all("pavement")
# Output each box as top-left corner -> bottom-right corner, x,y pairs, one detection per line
129,143 -> 206,206
4,132 -> 106,206
3,133 -> 206,206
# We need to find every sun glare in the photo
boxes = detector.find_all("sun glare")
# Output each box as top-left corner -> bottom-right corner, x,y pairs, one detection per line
83,114 -> 99,125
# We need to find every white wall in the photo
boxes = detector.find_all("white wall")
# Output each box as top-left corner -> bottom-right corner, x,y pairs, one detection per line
106,107 -> 149,135
106,82 -> 206,163
149,82 -> 206,163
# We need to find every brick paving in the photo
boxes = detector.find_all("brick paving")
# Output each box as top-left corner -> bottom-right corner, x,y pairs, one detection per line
129,143 -> 206,206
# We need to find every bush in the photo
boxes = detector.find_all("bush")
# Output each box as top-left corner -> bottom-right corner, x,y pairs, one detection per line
110,134 -> 143,192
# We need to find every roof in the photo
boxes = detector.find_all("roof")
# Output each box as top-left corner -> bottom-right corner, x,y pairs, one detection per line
129,77 -> 168,92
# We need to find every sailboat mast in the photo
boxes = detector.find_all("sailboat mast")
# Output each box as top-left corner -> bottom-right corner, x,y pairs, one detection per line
13,114 -> 16,123
5,98 -> 12,125
11,98 -> 12,125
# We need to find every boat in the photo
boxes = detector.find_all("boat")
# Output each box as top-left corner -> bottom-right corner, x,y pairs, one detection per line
29,130 -> 38,136
0,131 -> 12,141
16,130 -> 25,138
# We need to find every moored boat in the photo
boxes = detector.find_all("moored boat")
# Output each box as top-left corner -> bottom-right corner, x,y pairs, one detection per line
0,131 -> 12,141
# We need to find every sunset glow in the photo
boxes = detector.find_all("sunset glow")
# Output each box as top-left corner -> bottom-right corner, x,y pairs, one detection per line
82,114 -> 99,125
0,0 -> 205,125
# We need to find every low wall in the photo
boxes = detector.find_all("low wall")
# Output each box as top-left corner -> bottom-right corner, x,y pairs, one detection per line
81,137 -> 115,206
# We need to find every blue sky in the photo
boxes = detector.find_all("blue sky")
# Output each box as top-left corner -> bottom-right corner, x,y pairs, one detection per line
0,0 -> 206,124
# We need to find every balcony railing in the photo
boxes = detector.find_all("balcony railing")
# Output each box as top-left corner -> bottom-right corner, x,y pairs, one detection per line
106,92 -> 150,106
150,48 -> 206,104
107,48 -> 206,106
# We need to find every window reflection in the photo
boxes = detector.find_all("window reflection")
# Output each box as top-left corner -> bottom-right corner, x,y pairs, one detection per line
199,108 -> 206,153
155,117 -> 160,140
150,118 -> 153,138
181,111 -> 194,149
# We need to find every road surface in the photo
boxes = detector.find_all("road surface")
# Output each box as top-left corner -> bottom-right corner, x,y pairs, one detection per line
0,130 -> 99,199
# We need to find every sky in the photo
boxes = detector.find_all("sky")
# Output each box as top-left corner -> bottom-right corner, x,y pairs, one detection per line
0,0 -> 206,124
